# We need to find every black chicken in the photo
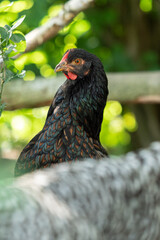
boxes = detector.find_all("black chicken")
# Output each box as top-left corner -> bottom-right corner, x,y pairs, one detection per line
15,48 -> 109,177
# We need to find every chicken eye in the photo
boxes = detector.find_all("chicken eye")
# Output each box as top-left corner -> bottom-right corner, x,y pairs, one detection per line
74,59 -> 81,64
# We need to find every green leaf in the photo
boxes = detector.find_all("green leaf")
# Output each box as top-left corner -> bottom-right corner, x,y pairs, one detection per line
4,69 -> 15,83
17,70 -> 26,78
5,59 -> 19,75
0,2 -> 13,12
7,49 -> 18,58
4,25 -> 11,32
4,25 -> 12,40
13,40 -> 26,53
3,54 -> 9,62
0,103 -> 6,117
0,27 -> 7,40
6,58 -> 15,69
9,31 -> 26,54
10,33 -> 25,43
5,45 -> 16,55
11,15 -> 26,30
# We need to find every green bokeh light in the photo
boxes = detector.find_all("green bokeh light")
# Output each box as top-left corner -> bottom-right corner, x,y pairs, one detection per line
100,101 -> 137,154
140,0 -> 152,12
24,70 -> 35,81
71,20 -> 91,37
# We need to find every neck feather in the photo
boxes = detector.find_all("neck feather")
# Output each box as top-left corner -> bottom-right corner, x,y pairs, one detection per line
70,70 -> 108,140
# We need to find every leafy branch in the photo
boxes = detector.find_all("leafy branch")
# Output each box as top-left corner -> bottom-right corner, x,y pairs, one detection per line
0,13 -> 26,117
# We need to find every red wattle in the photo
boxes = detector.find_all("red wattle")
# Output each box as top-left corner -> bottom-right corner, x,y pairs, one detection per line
63,72 -> 77,80
68,72 -> 77,80
64,73 -> 70,79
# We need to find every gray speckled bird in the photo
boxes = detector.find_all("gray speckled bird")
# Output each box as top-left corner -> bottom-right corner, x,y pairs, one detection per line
1,142 -> 160,240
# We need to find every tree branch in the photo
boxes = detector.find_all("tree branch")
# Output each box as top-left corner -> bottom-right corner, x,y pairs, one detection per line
0,142 -> 160,240
3,71 -> 160,110
0,0 -> 94,65
24,0 -> 94,53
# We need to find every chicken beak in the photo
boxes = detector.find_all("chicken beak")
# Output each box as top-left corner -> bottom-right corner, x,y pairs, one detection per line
54,61 -> 67,73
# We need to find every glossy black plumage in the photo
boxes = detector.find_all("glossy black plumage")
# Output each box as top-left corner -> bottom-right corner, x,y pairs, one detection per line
15,48 -> 109,176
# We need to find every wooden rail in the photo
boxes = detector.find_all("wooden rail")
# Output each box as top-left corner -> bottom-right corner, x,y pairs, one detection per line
2,71 -> 160,110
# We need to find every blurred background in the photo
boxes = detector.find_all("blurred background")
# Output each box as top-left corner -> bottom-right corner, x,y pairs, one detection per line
0,0 -> 160,179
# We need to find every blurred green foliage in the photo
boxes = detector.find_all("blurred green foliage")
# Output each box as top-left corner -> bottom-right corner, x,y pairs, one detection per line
0,0 -> 159,173
0,12 -> 26,116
